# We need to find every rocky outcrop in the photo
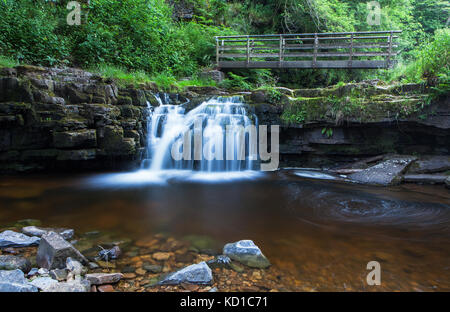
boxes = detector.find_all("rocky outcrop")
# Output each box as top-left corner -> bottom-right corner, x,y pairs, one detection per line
0,65 -> 157,173
246,82 -> 449,168
347,156 -> 416,186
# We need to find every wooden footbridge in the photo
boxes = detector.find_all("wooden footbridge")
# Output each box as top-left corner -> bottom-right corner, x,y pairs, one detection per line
215,30 -> 402,69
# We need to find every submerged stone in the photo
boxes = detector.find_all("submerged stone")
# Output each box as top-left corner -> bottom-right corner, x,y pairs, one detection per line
0,230 -> 40,248
158,261 -> 213,285
36,232 -> 88,270
143,264 -> 163,273
223,240 -> 271,269
0,255 -> 32,273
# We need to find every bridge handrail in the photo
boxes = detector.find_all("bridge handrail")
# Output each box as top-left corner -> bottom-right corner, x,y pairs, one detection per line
215,30 -> 402,69
214,30 -> 402,40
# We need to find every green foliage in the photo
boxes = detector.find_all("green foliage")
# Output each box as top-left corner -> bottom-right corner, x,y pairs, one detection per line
219,72 -> 252,90
0,0 -> 233,77
257,86 -> 282,104
90,63 -> 152,87
0,0 -> 70,65
0,0 -> 448,89
0,55 -> 19,68
322,127 -> 333,138
150,71 -> 178,90
393,29 -> 449,87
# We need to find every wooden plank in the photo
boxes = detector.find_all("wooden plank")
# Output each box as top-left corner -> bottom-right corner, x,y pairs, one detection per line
219,35 -> 398,43
219,52 -> 397,58
218,60 -> 390,69
219,43 -> 398,51
215,30 -> 401,39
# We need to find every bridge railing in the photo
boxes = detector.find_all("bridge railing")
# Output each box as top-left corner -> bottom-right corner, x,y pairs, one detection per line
215,30 -> 402,69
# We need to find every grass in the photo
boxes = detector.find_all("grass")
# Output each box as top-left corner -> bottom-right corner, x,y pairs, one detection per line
0,55 -> 19,68
89,63 -> 217,91
89,64 -> 153,87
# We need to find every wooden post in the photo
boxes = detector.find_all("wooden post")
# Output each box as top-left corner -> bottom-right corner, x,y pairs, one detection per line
313,34 -> 318,68
279,35 -> 283,67
246,36 -> 250,67
215,38 -> 219,66
386,31 -> 393,68
349,33 -> 354,68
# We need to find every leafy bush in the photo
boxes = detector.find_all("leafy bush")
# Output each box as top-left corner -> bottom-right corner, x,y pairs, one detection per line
0,55 -> 19,68
219,72 -> 252,90
395,29 -> 449,86
0,0 -> 70,65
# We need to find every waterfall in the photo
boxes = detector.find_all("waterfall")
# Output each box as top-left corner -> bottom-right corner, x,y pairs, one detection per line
142,94 -> 258,172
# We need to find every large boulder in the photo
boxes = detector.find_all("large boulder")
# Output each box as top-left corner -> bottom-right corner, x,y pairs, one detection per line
158,261 -> 212,285
0,255 -> 32,273
223,240 -> 271,269
22,226 -> 74,240
36,232 -> 88,270
0,269 -> 38,292
348,156 -> 417,186
0,230 -> 40,248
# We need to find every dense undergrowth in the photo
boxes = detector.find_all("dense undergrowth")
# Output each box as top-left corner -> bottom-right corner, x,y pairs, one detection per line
0,0 -> 448,91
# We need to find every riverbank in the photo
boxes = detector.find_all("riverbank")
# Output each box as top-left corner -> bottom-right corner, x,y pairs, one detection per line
0,65 -> 448,186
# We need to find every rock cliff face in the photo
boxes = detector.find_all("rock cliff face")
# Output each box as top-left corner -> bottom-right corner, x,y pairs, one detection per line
0,66 -> 448,173
0,66 -> 158,172
246,84 -> 449,168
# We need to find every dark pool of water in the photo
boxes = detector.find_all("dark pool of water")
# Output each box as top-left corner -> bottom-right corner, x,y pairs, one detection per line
1,170 -> 449,291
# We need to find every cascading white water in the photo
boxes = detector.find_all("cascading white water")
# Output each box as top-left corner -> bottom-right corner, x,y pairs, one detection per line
142,95 -> 258,172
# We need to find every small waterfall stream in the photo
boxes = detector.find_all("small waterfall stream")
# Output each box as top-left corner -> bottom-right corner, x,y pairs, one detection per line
141,94 -> 258,172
